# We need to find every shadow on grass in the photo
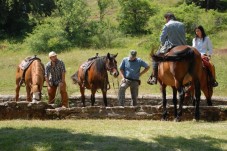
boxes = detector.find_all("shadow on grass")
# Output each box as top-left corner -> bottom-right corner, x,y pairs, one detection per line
0,127 -> 226,151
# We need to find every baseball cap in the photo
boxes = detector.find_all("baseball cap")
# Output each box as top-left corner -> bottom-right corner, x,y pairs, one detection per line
129,50 -> 137,58
49,51 -> 57,58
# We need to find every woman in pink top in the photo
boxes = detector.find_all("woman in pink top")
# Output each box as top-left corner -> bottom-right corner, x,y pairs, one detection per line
192,25 -> 218,87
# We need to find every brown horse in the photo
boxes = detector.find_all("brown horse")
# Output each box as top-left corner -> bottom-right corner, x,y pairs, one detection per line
152,45 -> 202,121
71,53 -> 119,107
185,62 -> 213,106
15,57 -> 45,102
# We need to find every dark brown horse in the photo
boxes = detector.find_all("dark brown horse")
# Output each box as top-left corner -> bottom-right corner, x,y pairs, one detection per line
152,45 -> 202,121
71,53 -> 119,107
15,57 -> 45,102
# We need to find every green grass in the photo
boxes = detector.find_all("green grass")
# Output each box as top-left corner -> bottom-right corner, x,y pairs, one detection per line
0,35 -> 226,97
0,120 -> 227,151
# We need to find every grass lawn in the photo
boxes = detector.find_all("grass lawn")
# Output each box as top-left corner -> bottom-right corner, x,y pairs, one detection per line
0,36 -> 227,98
0,119 -> 227,151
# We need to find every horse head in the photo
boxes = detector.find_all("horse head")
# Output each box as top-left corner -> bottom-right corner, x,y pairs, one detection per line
106,53 -> 119,77
30,60 -> 44,103
31,84 -> 42,102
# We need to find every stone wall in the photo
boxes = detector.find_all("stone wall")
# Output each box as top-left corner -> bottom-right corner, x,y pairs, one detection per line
0,95 -> 227,121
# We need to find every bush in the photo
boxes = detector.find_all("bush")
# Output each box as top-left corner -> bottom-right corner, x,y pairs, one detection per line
118,0 -> 155,35
25,18 -> 70,52
90,21 -> 124,48
147,3 -> 227,48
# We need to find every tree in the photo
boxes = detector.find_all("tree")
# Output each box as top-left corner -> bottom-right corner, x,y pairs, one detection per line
97,0 -> 112,22
57,0 -> 91,46
0,0 -> 56,36
118,0 -> 154,35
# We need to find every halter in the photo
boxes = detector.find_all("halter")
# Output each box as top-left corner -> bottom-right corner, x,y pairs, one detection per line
105,57 -> 117,72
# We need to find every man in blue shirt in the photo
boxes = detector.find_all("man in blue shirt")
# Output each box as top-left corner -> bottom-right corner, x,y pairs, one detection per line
118,50 -> 150,106
147,12 -> 186,85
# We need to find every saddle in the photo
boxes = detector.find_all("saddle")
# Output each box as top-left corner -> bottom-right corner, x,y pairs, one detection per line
153,46 -> 194,62
19,55 -> 41,86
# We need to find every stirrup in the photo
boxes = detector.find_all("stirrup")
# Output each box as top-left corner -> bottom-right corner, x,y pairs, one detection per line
147,76 -> 157,85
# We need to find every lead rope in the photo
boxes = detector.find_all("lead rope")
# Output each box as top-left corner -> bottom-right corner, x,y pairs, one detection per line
110,76 -> 119,96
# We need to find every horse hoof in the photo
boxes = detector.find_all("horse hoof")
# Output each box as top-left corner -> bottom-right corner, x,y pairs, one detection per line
174,117 -> 181,122
161,118 -> 167,121
192,118 -> 199,122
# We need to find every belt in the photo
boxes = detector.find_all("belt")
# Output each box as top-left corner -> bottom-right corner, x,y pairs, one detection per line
125,77 -> 140,82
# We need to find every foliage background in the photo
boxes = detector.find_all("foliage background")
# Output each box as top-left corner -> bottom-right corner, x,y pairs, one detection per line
1,0 -> 227,96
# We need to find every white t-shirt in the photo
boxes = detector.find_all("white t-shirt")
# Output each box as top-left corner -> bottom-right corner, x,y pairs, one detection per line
192,36 -> 213,55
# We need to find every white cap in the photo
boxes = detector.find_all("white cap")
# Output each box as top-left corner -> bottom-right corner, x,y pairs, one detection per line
49,51 -> 57,58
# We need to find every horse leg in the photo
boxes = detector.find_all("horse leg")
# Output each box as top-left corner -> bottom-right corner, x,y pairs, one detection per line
161,84 -> 167,120
175,86 -> 185,122
194,79 -> 201,121
91,88 -> 97,106
172,86 -> 178,118
15,83 -> 20,102
79,85 -> 86,107
101,89 -> 107,106
26,85 -> 32,102
202,87 -> 213,106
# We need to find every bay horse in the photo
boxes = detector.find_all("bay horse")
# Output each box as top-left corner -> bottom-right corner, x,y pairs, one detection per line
185,58 -> 213,106
15,56 -> 45,102
152,45 -> 202,121
71,53 -> 119,107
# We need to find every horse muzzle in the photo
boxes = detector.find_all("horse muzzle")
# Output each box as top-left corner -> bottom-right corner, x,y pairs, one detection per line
110,70 -> 119,78
32,92 -> 41,103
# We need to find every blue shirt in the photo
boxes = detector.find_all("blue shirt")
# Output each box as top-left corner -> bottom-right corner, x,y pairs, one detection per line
45,59 -> 66,86
119,57 -> 149,80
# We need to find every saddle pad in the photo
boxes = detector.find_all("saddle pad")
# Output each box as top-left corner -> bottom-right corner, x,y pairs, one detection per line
80,59 -> 96,71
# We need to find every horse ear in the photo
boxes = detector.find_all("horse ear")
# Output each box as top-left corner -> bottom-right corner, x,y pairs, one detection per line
107,53 -> 110,59
114,53 -> 118,58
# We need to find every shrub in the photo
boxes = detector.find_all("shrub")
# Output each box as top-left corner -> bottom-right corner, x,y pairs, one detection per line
25,18 -> 70,52
118,0 -> 155,35
90,21 -> 124,48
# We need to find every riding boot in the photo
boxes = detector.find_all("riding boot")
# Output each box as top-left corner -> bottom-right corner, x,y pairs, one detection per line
207,69 -> 218,87
147,63 -> 158,85
211,77 -> 218,87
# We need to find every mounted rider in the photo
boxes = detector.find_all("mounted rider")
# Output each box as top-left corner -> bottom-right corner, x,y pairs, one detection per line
147,12 -> 186,85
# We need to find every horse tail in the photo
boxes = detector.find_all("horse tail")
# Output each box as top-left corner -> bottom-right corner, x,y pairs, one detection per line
71,71 -> 79,84
152,47 -> 194,62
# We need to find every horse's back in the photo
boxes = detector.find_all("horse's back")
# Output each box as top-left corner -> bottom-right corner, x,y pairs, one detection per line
158,45 -> 201,86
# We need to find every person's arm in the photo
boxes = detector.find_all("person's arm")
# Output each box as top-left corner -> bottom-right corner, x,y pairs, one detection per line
192,38 -> 196,47
140,66 -> 150,77
139,60 -> 150,77
160,25 -> 168,46
120,69 -> 125,79
119,59 -> 125,79
61,72 -> 66,83
60,60 -> 66,83
45,65 -> 51,87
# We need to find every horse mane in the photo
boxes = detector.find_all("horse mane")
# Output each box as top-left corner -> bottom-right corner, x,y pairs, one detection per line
94,56 -> 107,72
